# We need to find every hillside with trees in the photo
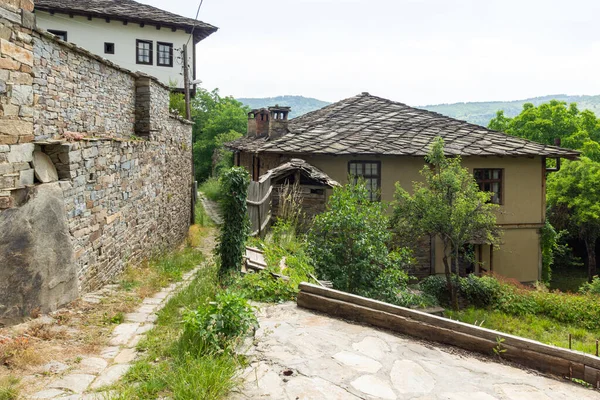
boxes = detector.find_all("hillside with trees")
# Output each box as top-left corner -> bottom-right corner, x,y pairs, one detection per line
237,95 -> 330,119
423,94 -> 600,127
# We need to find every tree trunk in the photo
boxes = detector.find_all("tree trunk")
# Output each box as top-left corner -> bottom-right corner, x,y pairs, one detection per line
453,247 -> 461,311
442,241 -> 458,311
585,236 -> 598,283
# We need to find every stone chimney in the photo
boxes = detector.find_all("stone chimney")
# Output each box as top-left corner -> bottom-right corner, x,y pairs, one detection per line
247,108 -> 270,138
268,105 -> 291,141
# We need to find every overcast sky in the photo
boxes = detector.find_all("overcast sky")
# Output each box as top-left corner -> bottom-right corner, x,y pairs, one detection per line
141,0 -> 600,106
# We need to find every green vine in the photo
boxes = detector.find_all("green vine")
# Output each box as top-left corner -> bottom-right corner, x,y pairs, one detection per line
540,220 -> 557,284
217,167 -> 250,278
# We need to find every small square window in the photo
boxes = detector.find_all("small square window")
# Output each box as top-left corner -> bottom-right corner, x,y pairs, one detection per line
48,29 -> 67,41
157,42 -> 173,67
136,39 -> 153,65
104,42 -> 115,54
474,168 -> 503,205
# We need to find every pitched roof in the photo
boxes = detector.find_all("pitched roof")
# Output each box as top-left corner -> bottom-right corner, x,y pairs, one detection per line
260,158 -> 340,187
35,0 -> 218,41
227,93 -> 580,159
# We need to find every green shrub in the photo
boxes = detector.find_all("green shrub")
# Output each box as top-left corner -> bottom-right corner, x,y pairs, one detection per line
425,273 -> 600,331
420,275 -> 451,305
459,275 -> 502,308
217,167 -> 250,277
308,181 -> 397,294
579,276 -> 600,295
181,290 -> 257,352
236,271 -> 298,303
199,177 -> 223,202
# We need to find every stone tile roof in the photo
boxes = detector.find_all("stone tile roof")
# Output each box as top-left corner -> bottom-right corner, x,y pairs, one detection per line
260,158 -> 340,187
35,0 -> 218,40
227,93 -> 580,159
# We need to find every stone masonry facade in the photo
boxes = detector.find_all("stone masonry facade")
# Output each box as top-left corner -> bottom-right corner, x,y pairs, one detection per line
0,1 -> 193,323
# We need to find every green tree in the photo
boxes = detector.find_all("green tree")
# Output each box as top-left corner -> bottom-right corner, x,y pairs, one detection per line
488,100 -> 600,161
393,137 -> 500,310
307,181 -> 409,295
547,158 -> 600,282
170,88 -> 249,182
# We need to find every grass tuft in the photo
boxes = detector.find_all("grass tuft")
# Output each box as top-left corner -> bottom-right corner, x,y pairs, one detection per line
199,177 -> 222,202
0,376 -> 20,400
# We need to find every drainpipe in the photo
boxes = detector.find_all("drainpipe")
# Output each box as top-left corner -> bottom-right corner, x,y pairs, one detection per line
546,138 -> 562,173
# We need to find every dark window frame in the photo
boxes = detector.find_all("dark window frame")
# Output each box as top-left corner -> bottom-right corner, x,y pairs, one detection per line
156,41 -> 174,67
348,160 -> 382,201
104,42 -> 115,54
136,39 -> 153,65
474,168 -> 504,205
47,29 -> 67,41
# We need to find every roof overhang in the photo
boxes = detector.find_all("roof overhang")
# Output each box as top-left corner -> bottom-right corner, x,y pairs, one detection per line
35,6 -> 218,42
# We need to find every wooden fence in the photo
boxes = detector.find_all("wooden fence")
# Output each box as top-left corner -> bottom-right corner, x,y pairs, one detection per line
247,175 -> 272,237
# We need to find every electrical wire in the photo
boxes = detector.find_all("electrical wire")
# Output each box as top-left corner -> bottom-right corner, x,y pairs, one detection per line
185,0 -> 204,47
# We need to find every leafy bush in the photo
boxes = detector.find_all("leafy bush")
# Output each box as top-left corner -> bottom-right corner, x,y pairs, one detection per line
579,276 -> 600,295
199,177 -> 222,202
236,271 -> 298,303
425,273 -> 600,330
459,275 -> 502,308
366,265 -> 410,304
181,290 -> 257,352
420,275 -> 451,305
307,181 -> 397,294
217,167 -> 250,277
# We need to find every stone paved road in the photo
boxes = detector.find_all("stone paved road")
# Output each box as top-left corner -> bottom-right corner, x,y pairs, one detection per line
231,303 -> 599,400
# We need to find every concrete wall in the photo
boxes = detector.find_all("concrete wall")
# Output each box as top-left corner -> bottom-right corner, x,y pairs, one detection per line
239,151 -> 545,282
35,11 -> 194,88
0,3 -> 193,323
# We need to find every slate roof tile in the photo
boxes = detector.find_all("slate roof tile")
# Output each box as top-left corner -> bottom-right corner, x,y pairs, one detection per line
227,93 -> 580,159
35,0 -> 218,40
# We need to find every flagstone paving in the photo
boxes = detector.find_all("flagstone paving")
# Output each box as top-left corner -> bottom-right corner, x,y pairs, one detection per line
30,268 -> 199,399
231,303 -> 600,400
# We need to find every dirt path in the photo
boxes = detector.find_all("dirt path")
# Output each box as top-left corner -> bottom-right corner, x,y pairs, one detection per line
232,303 -> 599,400
199,192 -> 223,225
1,228 -> 218,399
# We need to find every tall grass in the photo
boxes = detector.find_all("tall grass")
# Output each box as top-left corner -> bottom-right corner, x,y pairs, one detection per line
447,307 -> 600,355
199,177 -> 222,202
0,377 -> 20,400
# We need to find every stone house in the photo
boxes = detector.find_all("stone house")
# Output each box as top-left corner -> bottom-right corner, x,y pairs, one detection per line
33,0 -> 217,90
226,94 -> 580,283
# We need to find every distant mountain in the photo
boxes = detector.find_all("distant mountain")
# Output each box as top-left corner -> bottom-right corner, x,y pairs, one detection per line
421,94 -> 600,127
237,96 -> 331,119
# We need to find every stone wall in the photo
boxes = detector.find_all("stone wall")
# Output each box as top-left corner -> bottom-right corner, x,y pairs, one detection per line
0,2 -> 193,323
33,32 -> 136,140
42,118 -> 192,292
0,0 -> 36,209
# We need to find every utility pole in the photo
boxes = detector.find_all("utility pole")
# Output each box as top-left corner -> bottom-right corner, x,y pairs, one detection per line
183,44 -> 192,120
183,44 -> 196,224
